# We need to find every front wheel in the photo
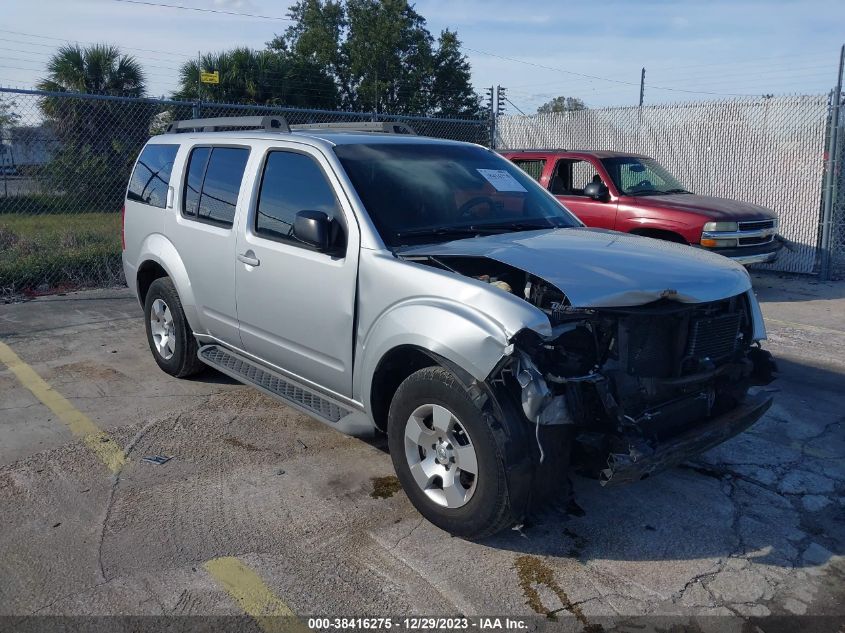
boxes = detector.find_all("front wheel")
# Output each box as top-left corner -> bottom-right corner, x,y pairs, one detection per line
387,366 -> 522,538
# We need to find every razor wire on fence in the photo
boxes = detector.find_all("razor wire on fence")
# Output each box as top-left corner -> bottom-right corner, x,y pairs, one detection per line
0,87 -> 489,294
496,95 -> 836,276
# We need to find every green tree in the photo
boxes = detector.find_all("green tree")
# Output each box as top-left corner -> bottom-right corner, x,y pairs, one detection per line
279,0 -> 480,115
537,96 -> 587,113
431,30 -> 481,117
174,48 -> 338,109
36,44 -> 151,209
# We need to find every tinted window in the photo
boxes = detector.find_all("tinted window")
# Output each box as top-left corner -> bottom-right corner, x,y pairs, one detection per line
256,151 -> 341,243
198,148 -> 250,227
127,144 -> 178,208
512,159 -> 545,181
182,147 -> 249,227
183,147 -> 210,217
334,143 -> 579,247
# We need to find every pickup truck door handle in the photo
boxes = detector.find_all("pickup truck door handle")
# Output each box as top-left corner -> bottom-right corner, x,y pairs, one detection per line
237,252 -> 260,267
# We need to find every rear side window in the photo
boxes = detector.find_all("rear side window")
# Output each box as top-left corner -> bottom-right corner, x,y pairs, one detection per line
512,158 -> 545,181
182,146 -> 250,228
127,144 -> 178,208
255,151 -> 342,244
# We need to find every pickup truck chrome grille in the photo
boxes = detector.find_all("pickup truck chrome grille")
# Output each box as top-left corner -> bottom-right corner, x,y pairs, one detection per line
702,219 -> 777,248
738,219 -> 775,231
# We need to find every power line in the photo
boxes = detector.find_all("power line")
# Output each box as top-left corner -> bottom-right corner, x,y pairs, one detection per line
111,0 -> 294,22
465,46 -> 755,97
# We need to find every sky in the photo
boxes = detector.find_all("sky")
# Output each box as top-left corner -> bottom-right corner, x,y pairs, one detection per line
3,0 -> 844,112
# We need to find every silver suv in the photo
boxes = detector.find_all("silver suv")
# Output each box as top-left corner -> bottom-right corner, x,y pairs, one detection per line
123,116 -> 776,538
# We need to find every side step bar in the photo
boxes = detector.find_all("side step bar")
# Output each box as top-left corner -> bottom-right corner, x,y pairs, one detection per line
198,344 -> 355,425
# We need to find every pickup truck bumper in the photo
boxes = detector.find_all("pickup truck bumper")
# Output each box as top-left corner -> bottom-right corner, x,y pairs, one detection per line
599,391 -> 773,486
707,237 -> 785,266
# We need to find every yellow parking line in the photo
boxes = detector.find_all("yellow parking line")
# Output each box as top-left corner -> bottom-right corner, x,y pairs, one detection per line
204,557 -> 305,633
0,340 -> 126,473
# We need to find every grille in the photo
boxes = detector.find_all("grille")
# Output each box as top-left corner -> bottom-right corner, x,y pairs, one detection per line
200,346 -> 349,423
739,235 -> 774,246
738,219 -> 775,231
686,313 -> 742,361
625,316 -> 676,378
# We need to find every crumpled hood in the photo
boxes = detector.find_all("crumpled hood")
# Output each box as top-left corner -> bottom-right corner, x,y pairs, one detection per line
627,193 -> 777,221
397,227 -> 752,308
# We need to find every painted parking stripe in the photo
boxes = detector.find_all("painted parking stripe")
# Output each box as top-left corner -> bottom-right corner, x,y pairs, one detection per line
204,557 -> 306,633
0,340 -> 126,473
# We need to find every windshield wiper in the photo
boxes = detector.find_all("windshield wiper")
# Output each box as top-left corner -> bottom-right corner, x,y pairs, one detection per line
394,226 -> 485,240
470,221 -> 564,232
663,188 -> 692,194
395,221 -> 561,241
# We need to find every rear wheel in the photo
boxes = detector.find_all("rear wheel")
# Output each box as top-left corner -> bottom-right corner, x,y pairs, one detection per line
387,366 -> 524,538
144,277 -> 204,378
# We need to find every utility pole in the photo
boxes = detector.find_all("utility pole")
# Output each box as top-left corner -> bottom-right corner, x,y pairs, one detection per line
820,44 -> 844,281
194,51 -> 201,118
639,67 -> 646,107
486,86 -> 495,149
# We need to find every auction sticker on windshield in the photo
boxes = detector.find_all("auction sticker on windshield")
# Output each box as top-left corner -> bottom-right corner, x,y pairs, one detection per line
477,169 -> 527,193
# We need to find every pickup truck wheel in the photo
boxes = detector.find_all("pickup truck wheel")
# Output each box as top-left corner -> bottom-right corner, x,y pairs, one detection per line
387,366 -> 517,538
144,277 -> 204,378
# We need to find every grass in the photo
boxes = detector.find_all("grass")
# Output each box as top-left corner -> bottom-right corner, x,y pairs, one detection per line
0,212 -> 124,293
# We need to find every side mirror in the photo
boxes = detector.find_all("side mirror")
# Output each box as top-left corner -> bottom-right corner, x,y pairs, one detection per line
293,210 -> 331,251
584,182 -> 609,201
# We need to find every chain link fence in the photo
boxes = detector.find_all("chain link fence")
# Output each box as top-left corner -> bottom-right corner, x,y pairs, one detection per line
497,94 -> 838,276
2,86 -> 844,294
0,87 -> 489,295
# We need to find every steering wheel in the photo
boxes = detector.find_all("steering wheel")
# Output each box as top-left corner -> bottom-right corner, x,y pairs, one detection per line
631,179 -> 653,191
458,195 -> 497,219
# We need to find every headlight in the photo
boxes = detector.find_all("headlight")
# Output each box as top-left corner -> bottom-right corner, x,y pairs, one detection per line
703,221 -> 738,232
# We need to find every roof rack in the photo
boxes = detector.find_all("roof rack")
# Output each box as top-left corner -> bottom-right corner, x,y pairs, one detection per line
165,115 -> 290,133
289,121 -> 416,135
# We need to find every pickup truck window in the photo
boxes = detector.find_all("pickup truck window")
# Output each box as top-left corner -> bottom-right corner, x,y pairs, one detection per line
511,159 -> 545,181
182,146 -> 250,228
601,156 -> 689,196
550,159 -> 603,196
335,143 -> 578,246
127,144 -> 178,208
256,151 -> 342,245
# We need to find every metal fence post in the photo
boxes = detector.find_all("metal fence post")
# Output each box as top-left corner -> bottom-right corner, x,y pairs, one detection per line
820,44 -> 844,281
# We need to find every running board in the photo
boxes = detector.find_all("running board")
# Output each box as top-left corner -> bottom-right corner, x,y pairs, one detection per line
198,344 -> 371,433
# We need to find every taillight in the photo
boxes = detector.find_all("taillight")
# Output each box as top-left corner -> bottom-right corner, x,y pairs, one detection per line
121,205 -> 126,250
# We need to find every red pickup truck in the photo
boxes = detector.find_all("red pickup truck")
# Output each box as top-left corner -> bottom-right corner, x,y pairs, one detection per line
502,150 -> 783,265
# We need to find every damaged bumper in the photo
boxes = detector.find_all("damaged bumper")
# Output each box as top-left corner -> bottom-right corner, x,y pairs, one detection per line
598,391 -> 773,486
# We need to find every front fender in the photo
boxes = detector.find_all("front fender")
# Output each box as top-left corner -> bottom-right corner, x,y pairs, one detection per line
135,233 -> 200,329
367,297 -> 510,373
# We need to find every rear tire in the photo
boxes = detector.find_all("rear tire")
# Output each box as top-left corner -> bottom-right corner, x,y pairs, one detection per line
144,277 -> 204,378
387,366 -> 525,538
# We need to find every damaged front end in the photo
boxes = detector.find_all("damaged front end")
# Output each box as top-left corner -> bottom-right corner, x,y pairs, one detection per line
404,252 -> 776,487
493,280 -> 776,486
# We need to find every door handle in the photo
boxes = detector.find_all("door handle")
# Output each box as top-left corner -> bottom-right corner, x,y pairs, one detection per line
237,252 -> 260,267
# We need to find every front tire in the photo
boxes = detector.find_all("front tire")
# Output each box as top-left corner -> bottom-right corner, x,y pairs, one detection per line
387,366 -> 522,538
144,277 -> 204,378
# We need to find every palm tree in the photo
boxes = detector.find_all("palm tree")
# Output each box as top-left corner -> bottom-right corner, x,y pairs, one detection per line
37,43 -> 145,96
174,48 -> 338,109
36,44 -> 150,208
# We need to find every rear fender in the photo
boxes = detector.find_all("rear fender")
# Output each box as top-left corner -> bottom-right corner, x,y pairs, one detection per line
136,233 -> 199,329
